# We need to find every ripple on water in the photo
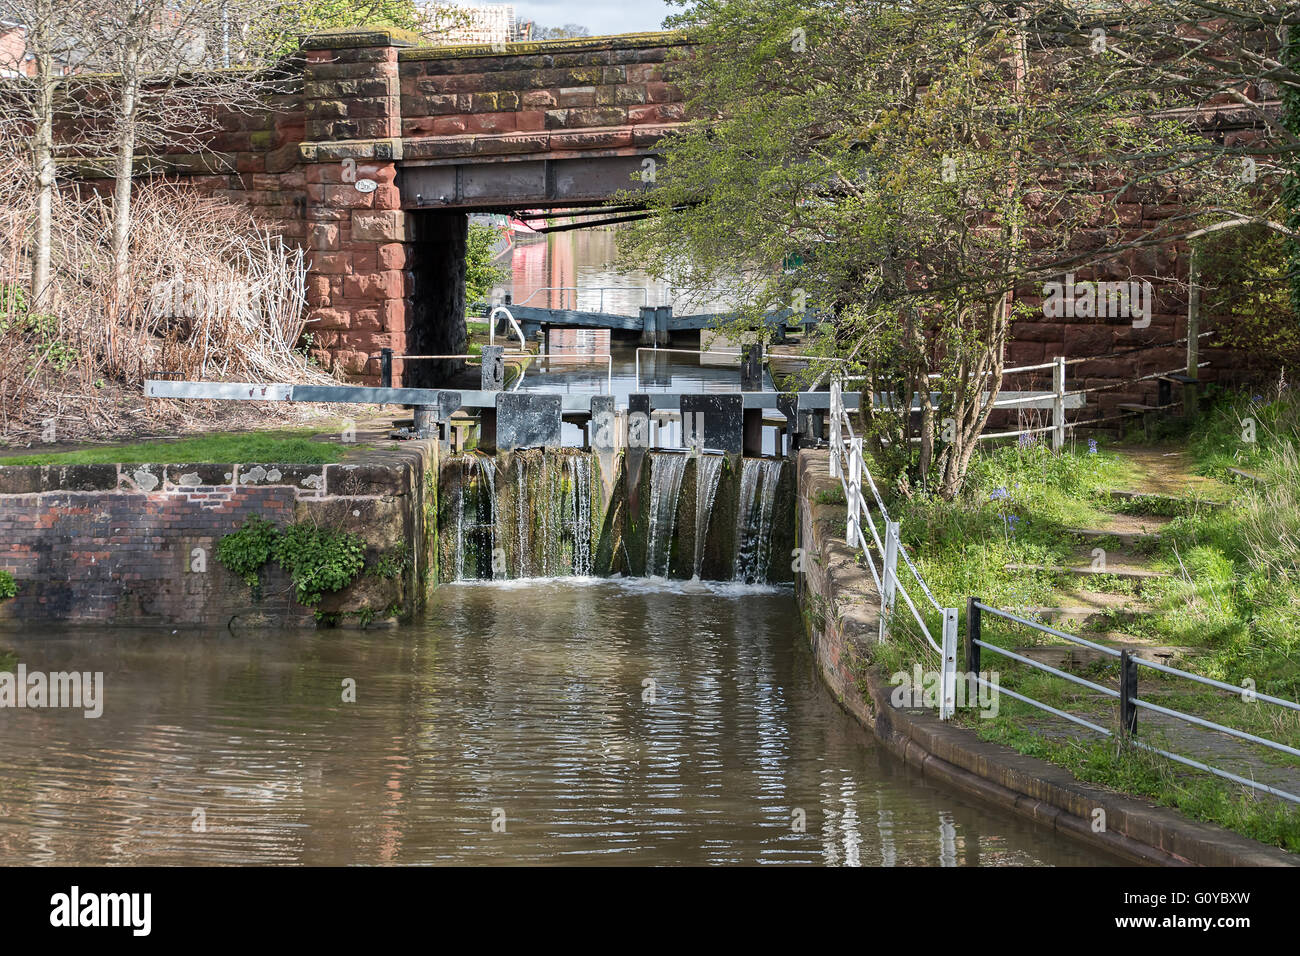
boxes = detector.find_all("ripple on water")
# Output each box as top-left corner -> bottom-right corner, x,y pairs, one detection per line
0,582 -> 1119,866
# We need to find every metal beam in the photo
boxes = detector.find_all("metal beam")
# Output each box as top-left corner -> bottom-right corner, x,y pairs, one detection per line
401,154 -> 657,211
144,379 -> 862,414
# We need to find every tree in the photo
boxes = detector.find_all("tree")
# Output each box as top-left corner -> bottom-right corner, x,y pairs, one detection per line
533,23 -> 591,41
465,223 -> 506,306
621,0 -> 1297,497
0,0 -> 96,308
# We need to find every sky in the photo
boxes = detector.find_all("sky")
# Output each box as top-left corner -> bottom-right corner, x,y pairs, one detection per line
506,1 -> 677,35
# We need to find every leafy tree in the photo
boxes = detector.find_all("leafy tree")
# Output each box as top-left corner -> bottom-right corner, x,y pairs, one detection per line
533,23 -> 591,40
465,222 -> 507,306
621,0 -> 1296,497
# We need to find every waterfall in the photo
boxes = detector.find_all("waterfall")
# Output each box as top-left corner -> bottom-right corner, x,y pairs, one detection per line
446,450 -> 594,582
515,456 -> 529,577
733,459 -> 785,583
692,454 -> 724,578
646,452 -> 688,577
448,453 -> 499,580
567,455 -> 593,576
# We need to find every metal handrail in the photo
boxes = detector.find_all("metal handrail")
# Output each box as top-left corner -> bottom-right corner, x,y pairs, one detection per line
969,600 -> 1300,804
488,306 -> 528,349
828,380 -> 954,715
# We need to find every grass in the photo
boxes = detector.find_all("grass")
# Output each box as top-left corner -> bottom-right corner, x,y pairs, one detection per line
0,430 -> 351,466
862,404 -> 1300,850
971,704 -> 1300,851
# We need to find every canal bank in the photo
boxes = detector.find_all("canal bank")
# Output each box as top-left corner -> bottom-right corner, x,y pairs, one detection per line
793,448 -> 1297,867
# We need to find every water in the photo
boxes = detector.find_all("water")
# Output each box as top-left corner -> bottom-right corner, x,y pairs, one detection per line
735,459 -> 785,583
495,227 -> 782,453
499,226 -> 741,318
693,454 -> 724,577
646,452 -> 688,577
0,582 -> 1119,865
443,450 -> 595,582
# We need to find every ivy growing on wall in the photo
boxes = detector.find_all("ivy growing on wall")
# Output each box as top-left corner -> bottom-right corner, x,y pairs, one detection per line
0,570 -> 17,601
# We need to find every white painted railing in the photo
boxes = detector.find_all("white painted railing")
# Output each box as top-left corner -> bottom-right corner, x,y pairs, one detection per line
488,306 -> 527,350
829,380 -> 959,720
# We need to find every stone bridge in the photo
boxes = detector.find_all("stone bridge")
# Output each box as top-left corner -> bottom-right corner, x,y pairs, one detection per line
91,26 -> 1236,410
134,28 -> 689,384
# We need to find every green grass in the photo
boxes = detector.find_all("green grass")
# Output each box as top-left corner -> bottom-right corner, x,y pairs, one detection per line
968,702 -> 1300,851
814,485 -> 847,505
0,430 -> 350,466
863,409 -> 1300,849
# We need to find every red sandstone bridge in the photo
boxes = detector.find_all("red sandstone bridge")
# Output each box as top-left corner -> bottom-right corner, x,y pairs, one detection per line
122,27 -> 691,386
103,26 -> 1215,414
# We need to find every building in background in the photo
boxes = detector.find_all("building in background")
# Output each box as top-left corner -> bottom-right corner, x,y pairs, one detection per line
426,3 -> 517,46
0,20 -> 35,77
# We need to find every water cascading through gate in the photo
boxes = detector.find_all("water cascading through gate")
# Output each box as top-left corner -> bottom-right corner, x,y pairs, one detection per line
733,459 -> 785,584
645,452 -> 688,578
692,454 -> 724,579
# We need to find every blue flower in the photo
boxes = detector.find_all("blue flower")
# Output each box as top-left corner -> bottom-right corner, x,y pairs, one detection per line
989,487 -> 1010,501
1018,432 -> 1036,448
1087,438 -> 1098,455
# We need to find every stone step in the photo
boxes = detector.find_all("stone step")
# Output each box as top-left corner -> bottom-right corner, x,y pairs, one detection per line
1024,589 -> 1150,629
1064,525 -> 1163,547
1004,562 -> 1168,584
1107,489 -> 1225,512
1009,641 -> 1189,669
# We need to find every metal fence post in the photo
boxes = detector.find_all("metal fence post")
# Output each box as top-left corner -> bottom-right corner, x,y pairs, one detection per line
847,438 -> 862,549
1119,649 -> 1139,737
878,520 -> 900,643
1052,355 -> 1066,451
380,348 -> 393,389
940,608 -> 959,720
965,597 -> 981,675
829,380 -> 842,478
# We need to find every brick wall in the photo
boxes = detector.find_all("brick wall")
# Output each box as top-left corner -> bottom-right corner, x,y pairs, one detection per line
0,444 -> 437,628
398,33 -> 685,158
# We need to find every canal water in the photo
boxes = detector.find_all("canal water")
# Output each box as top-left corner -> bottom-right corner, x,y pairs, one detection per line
0,580 -> 1118,865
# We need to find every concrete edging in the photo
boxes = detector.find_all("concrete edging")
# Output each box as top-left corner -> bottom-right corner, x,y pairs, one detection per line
794,448 -> 1297,867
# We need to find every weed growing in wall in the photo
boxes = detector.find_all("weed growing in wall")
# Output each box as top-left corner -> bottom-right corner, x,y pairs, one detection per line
0,570 -> 17,600
217,517 -> 369,611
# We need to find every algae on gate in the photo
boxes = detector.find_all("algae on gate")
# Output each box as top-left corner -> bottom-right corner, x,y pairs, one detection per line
437,446 -> 795,585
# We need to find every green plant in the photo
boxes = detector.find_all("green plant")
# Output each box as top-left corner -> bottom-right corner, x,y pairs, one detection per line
0,284 -> 80,374
273,523 -> 366,607
366,551 -> 408,580
216,516 -> 279,587
0,570 -> 17,600
814,485 -> 847,505
465,223 -> 508,305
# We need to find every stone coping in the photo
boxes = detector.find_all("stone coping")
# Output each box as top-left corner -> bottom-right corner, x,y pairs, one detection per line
399,31 -> 690,62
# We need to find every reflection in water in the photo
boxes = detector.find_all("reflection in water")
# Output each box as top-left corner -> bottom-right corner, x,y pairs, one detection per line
0,581 -> 1120,865
503,226 -> 740,317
